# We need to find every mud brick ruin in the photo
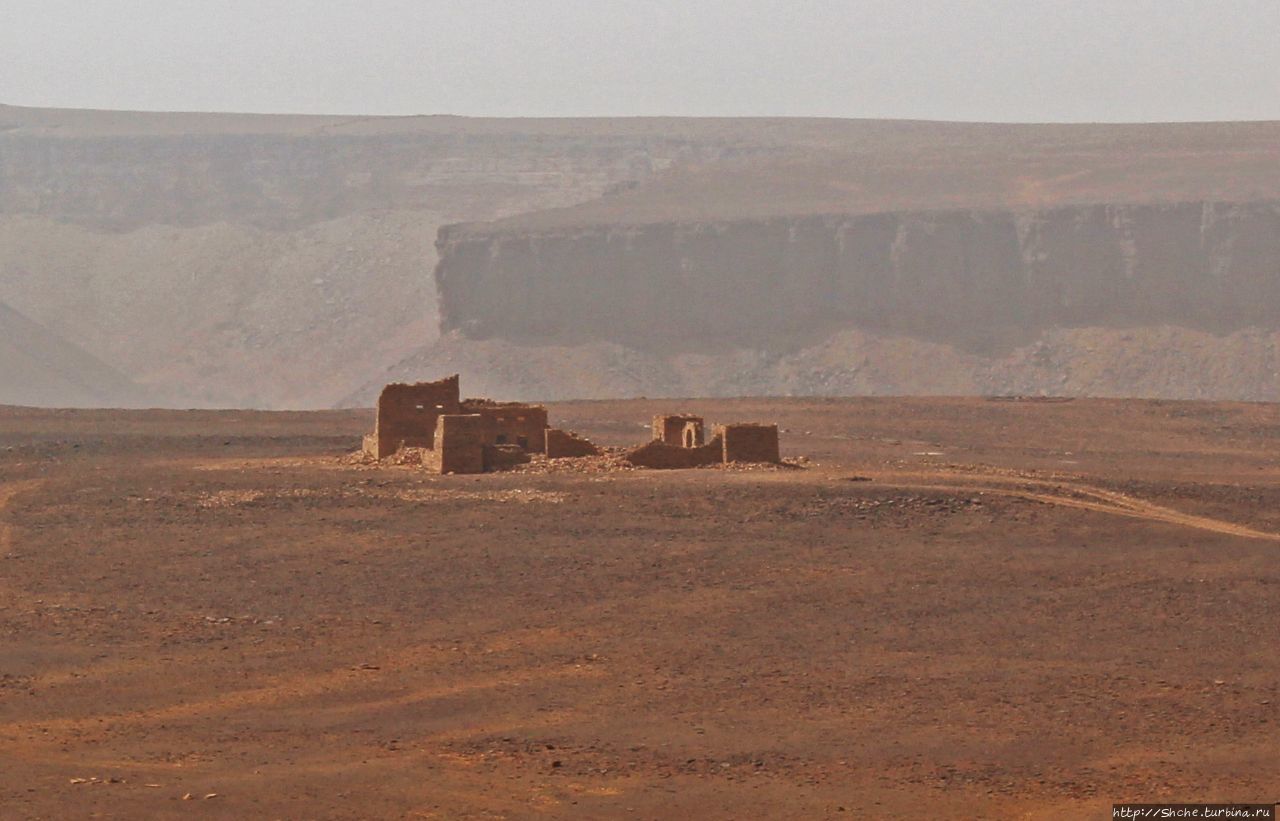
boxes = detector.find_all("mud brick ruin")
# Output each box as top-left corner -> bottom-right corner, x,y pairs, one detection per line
545,428 -> 602,459
363,375 -> 550,471
364,375 -> 782,474
628,415 -> 780,469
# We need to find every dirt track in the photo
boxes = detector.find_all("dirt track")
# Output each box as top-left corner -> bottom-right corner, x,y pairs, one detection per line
877,466 -> 1280,542
1,397 -> 1279,818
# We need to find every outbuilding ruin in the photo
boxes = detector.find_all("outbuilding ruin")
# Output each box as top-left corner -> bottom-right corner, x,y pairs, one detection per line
628,415 -> 780,468
363,376 -> 783,474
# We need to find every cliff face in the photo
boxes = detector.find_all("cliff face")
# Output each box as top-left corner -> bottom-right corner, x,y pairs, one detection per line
436,201 -> 1280,355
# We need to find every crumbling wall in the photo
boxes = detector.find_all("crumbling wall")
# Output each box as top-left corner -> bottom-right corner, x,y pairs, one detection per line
653,414 -> 704,446
625,434 -> 724,469
366,375 -> 461,459
433,413 -> 489,474
719,423 -> 780,463
545,428 -> 602,458
483,443 -> 533,471
461,399 -> 549,452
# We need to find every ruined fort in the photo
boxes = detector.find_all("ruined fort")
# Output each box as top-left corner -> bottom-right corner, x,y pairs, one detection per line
363,375 -> 781,474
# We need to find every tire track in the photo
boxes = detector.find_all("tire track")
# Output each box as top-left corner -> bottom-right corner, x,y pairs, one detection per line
0,479 -> 43,555
872,468 -> 1280,542
0,479 -> 45,605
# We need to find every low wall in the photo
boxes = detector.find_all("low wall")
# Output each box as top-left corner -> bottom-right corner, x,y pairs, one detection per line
545,428 -> 601,458
625,435 -> 724,469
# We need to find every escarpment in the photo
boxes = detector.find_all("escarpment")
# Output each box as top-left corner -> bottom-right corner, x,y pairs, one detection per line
9,104 -> 1280,407
435,200 -> 1280,355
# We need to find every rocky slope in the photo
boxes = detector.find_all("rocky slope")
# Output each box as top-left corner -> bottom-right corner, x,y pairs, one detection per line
0,301 -> 145,407
350,324 -> 1280,405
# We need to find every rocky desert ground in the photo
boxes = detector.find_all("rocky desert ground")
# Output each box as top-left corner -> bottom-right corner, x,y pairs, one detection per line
2,396 -> 1278,818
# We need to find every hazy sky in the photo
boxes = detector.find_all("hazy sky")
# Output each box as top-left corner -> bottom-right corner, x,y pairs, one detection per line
2,0 -> 1278,122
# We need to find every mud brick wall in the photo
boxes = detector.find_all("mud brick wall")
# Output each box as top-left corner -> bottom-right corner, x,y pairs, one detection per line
545,428 -> 601,458
626,434 -> 724,469
720,423 -> 780,463
369,375 -> 461,459
433,413 -> 489,474
653,414 -> 704,446
461,400 -> 549,453
483,444 -> 532,471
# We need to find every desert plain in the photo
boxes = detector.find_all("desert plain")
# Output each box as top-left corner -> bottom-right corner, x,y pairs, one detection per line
1,396 -> 1278,818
